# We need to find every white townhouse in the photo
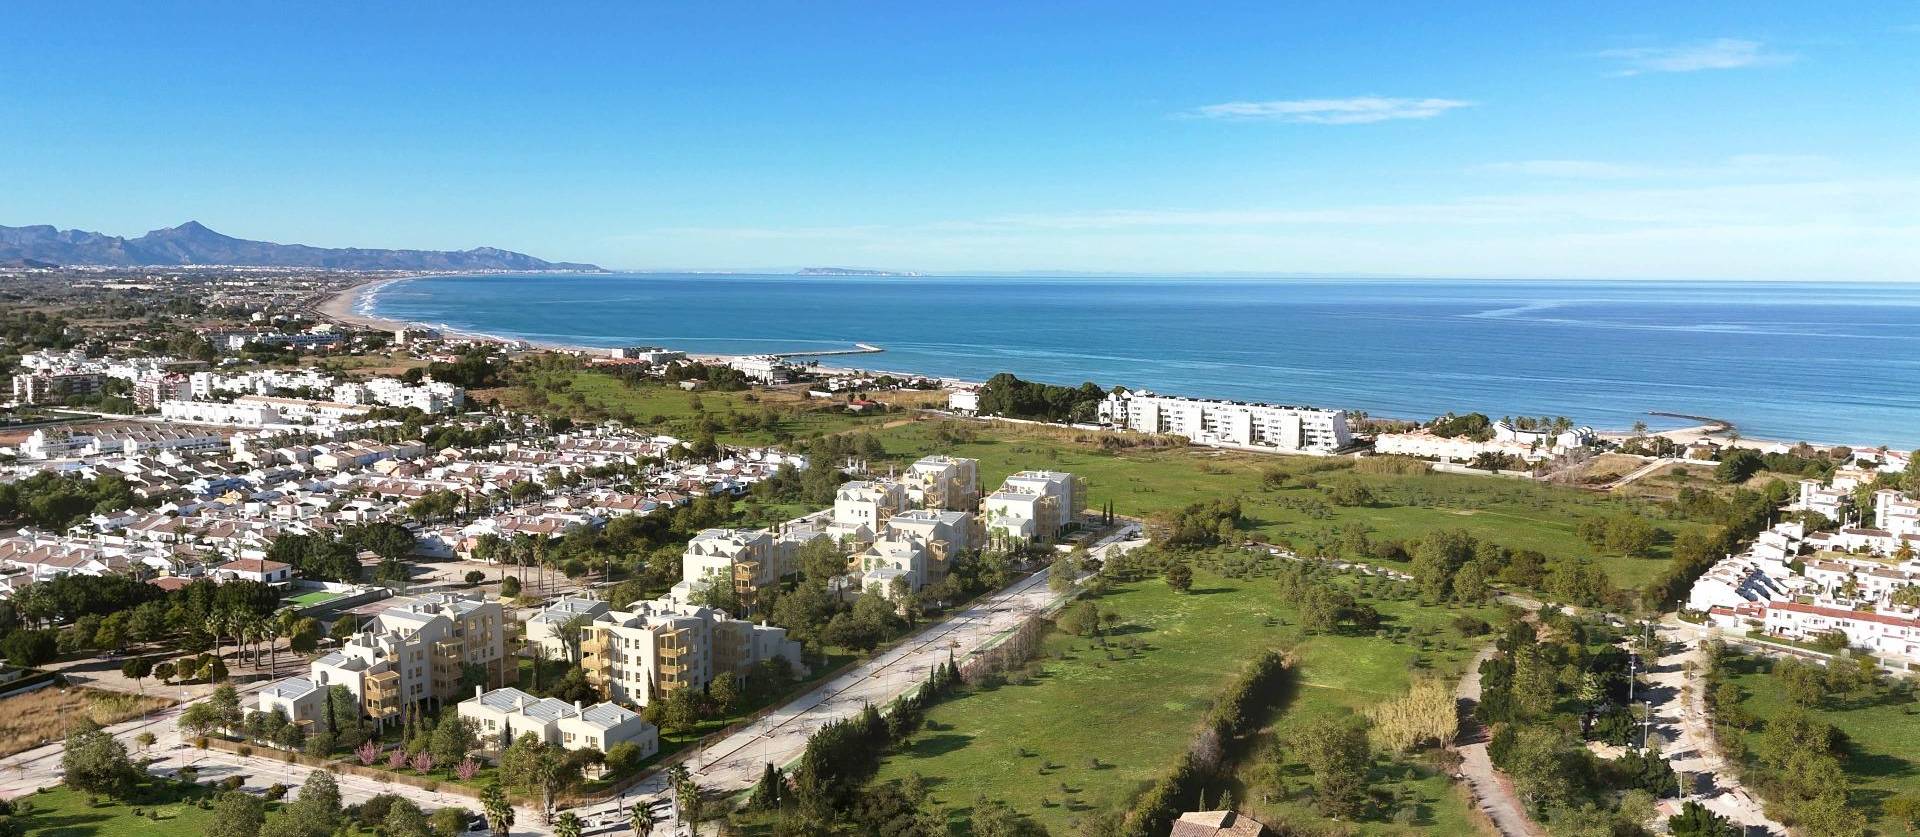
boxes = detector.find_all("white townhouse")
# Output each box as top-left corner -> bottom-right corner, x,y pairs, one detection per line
458,686 -> 657,757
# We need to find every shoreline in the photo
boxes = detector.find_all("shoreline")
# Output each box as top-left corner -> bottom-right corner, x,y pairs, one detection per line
315,278 -> 1908,457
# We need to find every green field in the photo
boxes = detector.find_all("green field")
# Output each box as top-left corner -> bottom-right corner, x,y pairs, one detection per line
488,370 -> 896,445
872,564 -> 1498,835
1725,654 -> 1920,829
863,418 -> 1708,591
15,783 -> 225,837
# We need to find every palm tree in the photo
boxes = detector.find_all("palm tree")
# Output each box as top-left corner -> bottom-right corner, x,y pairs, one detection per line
273,609 -> 302,674
204,609 -> 230,663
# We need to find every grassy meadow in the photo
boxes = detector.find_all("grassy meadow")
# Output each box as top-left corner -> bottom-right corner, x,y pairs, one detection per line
872,563 -> 1501,835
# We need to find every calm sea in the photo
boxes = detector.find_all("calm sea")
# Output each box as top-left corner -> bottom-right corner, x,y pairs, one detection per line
370,274 -> 1920,449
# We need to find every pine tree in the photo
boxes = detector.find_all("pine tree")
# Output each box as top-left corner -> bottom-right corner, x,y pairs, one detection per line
749,762 -> 782,810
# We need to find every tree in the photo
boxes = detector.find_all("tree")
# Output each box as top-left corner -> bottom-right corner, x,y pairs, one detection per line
553,812 -> 582,837
429,807 -> 471,837
121,657 -> 154,693
1163,561 -> 1192,593
206,791 -> 268,837
481,783 -> 515,837
1666,798 -> 1743,837
383,799 -> 432,837
430,712 -> 478,775
708,671 -> 741,715
1297,715 -> 1371,817
749,762 -> 784,810
970,796 -> 1048,837
261,770 -> 343,837
61,721 -> 138,798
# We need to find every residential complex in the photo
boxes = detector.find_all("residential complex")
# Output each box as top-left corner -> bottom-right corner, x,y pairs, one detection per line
256,592 -> 511,724
1098,390 -> 1352,454
566,597 -> 806,707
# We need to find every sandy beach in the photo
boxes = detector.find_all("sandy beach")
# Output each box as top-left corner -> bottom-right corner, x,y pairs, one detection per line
312,275 -> 421,333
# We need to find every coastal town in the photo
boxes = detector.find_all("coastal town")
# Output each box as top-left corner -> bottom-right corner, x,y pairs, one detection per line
3,264 -> 1919,837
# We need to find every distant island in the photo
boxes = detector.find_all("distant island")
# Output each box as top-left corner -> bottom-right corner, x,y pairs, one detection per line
795,266 -> 921,277
0,220 -> 602,271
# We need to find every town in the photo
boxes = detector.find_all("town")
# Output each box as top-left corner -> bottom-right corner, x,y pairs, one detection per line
3,266 -> 1919,837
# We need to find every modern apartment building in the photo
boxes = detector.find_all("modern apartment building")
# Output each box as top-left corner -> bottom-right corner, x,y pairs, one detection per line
1098,390 -> 1352,454
904,455 -> 980,512
11,371 -> 107,405
256,592 -> 510,724
574,598 -> 805,707
881,509 -> 975,583
829,479 -> 910,542
982,470 -> 1076,546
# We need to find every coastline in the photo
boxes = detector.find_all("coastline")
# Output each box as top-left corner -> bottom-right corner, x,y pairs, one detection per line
317,277 -> 1908,456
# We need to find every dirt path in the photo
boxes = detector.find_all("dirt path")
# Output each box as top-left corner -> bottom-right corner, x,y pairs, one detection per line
1455,643 -> 1546,837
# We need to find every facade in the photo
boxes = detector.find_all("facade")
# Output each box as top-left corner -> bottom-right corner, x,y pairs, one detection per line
675,528 -> 782,610
256,592 -> 509,724
11,371 -> 107,405
727,355 -> 793,384
946,389 -> 980,415
161,399 -> 284,427
1098,390 -> 1351,454
883,509 -> 975,583
905,455 -> 980,512
525,594 -> 612,659
134,373 -> 193,410
575,598 -> 805,707
982,470 -> 1076,546
457,686 -> 658,756
830,480 -> 909,541
211,558 -> 292,585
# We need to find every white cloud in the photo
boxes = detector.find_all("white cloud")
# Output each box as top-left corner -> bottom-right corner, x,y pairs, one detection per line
1185,96 -> 1473,124
1598,38 -> 1793,75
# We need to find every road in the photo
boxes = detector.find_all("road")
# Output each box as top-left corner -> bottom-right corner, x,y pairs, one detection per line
571,524 -> 1144,829
1642,624 -> 1786,834
1454,644 -> 1545,837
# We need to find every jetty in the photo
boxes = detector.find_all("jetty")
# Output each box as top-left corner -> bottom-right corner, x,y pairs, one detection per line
770,343 -> 883,359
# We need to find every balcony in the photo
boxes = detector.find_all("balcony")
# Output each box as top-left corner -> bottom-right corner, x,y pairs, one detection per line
365,671 -> 402,719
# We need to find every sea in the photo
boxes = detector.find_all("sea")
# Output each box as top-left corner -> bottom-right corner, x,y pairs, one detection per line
367,274 -> 1920,450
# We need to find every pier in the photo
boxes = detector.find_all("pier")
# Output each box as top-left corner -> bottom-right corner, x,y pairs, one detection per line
770,343 -> 883,359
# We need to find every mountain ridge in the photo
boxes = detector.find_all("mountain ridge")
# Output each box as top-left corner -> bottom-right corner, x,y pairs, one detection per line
0,221 -> 601,271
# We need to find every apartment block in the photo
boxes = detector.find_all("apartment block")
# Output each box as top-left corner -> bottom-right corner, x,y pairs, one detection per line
573,598 -> 805,707
982,470 -> 1076,546
256,592 -> 509,724
905,455 -> 980,512
1099,390 -> 1351,454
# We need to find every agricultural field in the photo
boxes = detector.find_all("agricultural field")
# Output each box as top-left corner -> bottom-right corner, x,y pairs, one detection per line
872,563 -> 1501,835
865,417 -> 1713,592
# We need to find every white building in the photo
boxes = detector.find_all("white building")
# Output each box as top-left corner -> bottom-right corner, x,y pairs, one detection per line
608,347 -> 687,364
946,389 -> 980,415
727,355 -> 793,384
525,594 -> 612,660
161,399 -> 284,427
1793,478 -> 1851,524
830,480 -> 909,542
210,558 -> 293,585
1098,390 -> 1351,454
982,470 -> 1076,546
458,686 -> 657,756
905,455 -> 980,512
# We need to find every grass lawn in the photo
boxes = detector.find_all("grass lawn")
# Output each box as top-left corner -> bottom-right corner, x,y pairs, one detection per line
863,418 -> 1709,592
872,565 -> 1498,835
15,782 -> 222,837
1724,652 -> 1920,828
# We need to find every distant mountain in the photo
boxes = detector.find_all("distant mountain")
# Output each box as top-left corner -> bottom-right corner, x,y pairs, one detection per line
795,266 -> 920,277
0,221 -> 601,271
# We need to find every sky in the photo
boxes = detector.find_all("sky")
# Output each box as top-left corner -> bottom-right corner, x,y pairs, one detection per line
3,2 -> 1918,279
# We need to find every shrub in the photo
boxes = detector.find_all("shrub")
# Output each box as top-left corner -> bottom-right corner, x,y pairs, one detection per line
219,775 -> 245,791
266,783 -> 288,801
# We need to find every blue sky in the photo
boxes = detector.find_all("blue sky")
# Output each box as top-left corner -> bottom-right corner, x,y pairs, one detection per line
3,2 -> 1917,278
